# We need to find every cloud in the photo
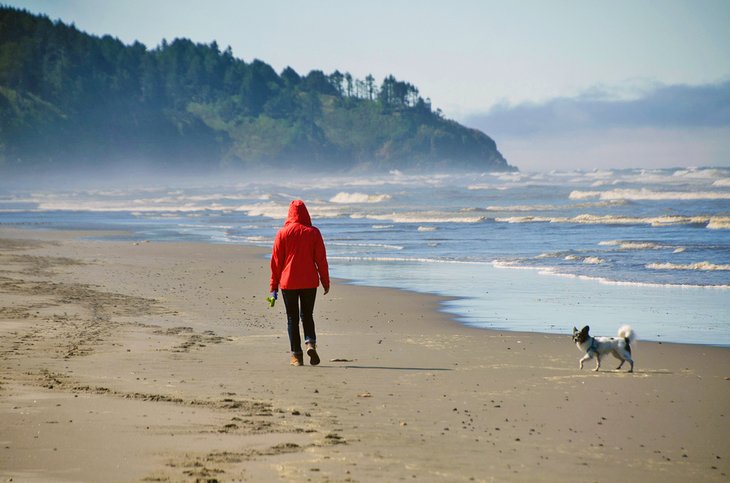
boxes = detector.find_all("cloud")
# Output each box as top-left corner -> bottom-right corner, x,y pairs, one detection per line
466,80 -> 730,138
495,126 -> 730,171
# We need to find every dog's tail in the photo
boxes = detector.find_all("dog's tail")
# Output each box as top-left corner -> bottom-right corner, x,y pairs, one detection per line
618,325 -> 637,346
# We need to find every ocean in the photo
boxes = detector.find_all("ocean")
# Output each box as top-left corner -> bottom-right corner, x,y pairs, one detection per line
1,167 -> 728,346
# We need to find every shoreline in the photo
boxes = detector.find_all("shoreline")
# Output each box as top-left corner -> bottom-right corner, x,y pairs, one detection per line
331,254 -> 730,348
8,225 -> 730,347
1,227 -> 729,482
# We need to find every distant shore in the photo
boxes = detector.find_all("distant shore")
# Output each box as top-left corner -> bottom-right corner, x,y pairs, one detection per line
1,228 -> 728,482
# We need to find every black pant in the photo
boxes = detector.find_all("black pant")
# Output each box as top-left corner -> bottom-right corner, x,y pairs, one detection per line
281,288 -> 317,355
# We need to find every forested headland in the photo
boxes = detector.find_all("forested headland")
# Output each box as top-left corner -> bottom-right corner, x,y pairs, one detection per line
0,6 -> 514,175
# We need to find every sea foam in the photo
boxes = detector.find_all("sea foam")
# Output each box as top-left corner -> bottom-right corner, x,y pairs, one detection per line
493,260 -> 730,289
330,242 -> 404,250
352,212 -> 487,224
484,200 -> 626,212
599,240 -> 668,250
496,214 -> 730,229
329,192 -> 391,204
569,188 -> 730,201
646,262 -> 730,271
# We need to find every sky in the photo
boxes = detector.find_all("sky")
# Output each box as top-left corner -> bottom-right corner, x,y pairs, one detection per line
7,0 -> 730,171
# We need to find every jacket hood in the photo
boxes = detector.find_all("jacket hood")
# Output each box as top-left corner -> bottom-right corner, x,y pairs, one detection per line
285,200 -> 312,227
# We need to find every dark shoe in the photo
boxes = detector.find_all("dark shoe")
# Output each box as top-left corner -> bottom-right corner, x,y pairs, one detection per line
306,343 -> 320,366
290,353 -> 303,366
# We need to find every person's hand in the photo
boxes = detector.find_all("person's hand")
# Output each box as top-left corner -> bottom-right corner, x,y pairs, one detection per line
266,290 -> 278,307
270,291 -> 278,300
323,286 -> 329,295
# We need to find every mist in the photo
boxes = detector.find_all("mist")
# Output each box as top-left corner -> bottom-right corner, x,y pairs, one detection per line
464,81 -> 730,171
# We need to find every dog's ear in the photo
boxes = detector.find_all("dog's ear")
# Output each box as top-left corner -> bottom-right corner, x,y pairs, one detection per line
581,325 -> 590,334
573,326 -> 578,333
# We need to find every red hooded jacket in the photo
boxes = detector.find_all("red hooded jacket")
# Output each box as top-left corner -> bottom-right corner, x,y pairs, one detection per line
270,200 -> 330,292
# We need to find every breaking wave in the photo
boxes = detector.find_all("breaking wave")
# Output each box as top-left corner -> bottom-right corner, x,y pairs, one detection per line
482,200 -> 627,212
235,202 -> 342,220
351,212 -> 487,224
569,188 -> 730,201
599,240 -> 669,250
707,218 -> 730,229
646,262 -> 730,271
495,214 -> 730,228
330,242 -> 404,250
329,192 -> 392,204
563,255 -> 605,264
493,261 -> 730,289
672,168 -> 727,179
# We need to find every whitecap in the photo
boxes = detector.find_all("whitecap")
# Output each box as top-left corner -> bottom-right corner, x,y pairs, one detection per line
598,240 -> 667,250
485,204 -> 558,212
536,252 -> 561,259
584,170 -> 615,179
329,242 -> 404,250
236,202 -> 342,220
466,184 -> 495,190
496,214 -> 730,229
485,200 -> 626,212
707,217 -> 730,229
329,192 -> 392,204
495,216 -> 552,223
234,202 -> 290,219
646,262 -> 730,271
493,260 -> 730,289
354,212 -> 486,224
672,168 -> 726,179
568,191 -> 602,200
590,180 -> 620,187
569,188 -> 730,201
562,254 -> 603,264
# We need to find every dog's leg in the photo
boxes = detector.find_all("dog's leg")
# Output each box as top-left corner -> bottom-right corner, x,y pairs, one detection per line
613,350 -> 625,370
593,353 -> 601,372
579,353 -> 592,370
619,349 -> 634,372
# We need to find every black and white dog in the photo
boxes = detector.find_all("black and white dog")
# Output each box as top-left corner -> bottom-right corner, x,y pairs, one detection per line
572,325 -> 636,372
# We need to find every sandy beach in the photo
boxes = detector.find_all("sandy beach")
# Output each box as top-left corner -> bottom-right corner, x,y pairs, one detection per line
0,227 -> 728,482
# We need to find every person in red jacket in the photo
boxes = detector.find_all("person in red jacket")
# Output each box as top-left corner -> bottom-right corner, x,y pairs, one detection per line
270,200 -> 330,366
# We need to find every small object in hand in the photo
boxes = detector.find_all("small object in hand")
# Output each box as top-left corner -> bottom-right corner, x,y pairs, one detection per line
267,291 -> 277,307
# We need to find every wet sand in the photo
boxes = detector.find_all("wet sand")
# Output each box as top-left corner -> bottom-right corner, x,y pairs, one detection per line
0,228 -> 728,482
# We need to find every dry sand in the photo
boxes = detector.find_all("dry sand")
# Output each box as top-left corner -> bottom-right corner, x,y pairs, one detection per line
0,227 -> 728,482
